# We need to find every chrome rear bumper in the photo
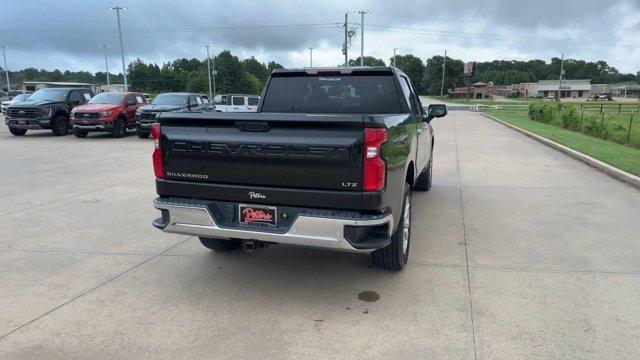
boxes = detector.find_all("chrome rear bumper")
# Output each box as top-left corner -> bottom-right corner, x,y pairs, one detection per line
153,197 -> 393,253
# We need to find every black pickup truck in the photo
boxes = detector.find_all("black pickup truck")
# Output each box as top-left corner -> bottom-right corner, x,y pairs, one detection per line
151,67 -> 447,270
135,92 -> 206,138
5,87 -> 94,136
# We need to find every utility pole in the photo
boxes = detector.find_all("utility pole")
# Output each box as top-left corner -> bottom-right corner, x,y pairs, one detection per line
308,47 -> 314,67
344,13 -> 348,67
0,46 -> 9,91
392,48 -> 399,67
108,6 -> 128,91
212,51 -> 216,96
355,10 -> 369,66
440,50 -> 447,97
99,44 -> 111,86
204,44 -> 212,101
557,53 -> 564,102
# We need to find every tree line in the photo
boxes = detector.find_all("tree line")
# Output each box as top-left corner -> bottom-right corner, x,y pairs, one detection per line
2,50 -> 638,96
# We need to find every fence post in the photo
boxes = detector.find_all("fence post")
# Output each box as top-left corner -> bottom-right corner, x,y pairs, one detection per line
619,104 -> 622,114
628,114 -> 634,144
600,104 -> 603,113
580,108 -> 584,132
601,112 -> 605,125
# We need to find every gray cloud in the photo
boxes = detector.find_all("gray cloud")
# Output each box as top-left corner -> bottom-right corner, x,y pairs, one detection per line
1,0 -> 639,73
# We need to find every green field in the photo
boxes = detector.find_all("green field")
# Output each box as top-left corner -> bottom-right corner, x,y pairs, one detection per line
427,96 -> 535,105
485,109 -> 640,177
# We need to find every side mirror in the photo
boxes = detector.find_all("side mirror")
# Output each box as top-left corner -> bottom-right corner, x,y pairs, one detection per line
428,104 -> 447,118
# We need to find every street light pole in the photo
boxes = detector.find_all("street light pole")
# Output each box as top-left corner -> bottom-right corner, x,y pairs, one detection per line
355,10 -> 369,66
308,47 -> 314,67
212,51 -> 216,96
99,44 -> 111,86
344,13 -> 348,67
557,53 -> 564,102
440,50 -> 447,97
0,46 -> 9,91
392,48 -> 400,67
108,6 -> 128,91
204,45 -> 212,101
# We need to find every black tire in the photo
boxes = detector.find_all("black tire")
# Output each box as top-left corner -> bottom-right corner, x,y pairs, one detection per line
51,115 -> 69,136
372,184 -> 412,271
199,237 -> 242,251
9,127 -> 27,136
112,118 -> 127,138
137,131 -> 150,139
74,129 -> 88,138
414,155 -> 433,191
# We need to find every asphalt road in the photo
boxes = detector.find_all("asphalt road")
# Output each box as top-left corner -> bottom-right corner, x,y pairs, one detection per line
0,111 -> 639,359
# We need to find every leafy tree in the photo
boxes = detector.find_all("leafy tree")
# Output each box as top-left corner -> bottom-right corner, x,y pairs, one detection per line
216,50 -> 262,94
267,61 -> 284,74
242,57 -> 269,89
422,55 -> 465,96
348,56 -> 385,66
391,54 -> 425,94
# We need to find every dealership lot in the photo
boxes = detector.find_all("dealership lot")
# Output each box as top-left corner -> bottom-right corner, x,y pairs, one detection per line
1,110 -> 639,359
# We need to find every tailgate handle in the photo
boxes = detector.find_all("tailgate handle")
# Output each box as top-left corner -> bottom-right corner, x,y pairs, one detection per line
235,121 -> 270,132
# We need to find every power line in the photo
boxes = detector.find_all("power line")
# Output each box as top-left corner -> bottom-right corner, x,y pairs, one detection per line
0,23 -> 340,34
365,24 -> 640,48
0,11 -> 348,23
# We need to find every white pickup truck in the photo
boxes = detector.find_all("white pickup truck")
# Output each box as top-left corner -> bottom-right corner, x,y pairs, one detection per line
211,94 -> 260,112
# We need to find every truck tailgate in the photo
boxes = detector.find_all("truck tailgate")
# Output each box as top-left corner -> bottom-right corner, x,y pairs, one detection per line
159,112 -> 364,192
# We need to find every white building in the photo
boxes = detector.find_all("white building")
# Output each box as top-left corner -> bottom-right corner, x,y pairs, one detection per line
535,79 -> 591,99
98,84 -> 126,93
21,81 -> 98,93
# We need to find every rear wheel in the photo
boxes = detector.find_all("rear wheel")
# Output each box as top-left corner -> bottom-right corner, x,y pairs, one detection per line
9,127 -> 27,136
112,118 -> 126,138
372,184 -> 411,271
74,129 -> 88,138
414,155 -> 433,191
137,130 -> 150,139
199,237 -> 242,251
51,115 -> 69,136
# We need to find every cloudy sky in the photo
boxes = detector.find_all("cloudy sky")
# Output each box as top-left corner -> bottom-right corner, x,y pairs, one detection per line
2,0 -> 640,74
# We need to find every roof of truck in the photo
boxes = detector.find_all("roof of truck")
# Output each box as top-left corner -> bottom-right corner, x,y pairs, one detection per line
272,66 -> 396,75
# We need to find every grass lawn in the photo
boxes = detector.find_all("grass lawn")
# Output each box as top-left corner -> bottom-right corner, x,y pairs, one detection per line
426,96 -> 535,105
485,109 -> 640,177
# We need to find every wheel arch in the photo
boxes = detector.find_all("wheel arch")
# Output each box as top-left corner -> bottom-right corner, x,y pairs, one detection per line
405,161 -> 415,188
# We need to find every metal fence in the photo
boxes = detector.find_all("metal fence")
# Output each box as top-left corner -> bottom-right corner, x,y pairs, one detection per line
478,102 -> 640,149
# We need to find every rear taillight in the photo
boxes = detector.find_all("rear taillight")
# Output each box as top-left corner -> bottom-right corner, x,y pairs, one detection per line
363,128 -> 387,192
151,123 -> 164,179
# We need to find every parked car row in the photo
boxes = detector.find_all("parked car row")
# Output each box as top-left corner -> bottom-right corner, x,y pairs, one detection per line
3,87 -> 260,138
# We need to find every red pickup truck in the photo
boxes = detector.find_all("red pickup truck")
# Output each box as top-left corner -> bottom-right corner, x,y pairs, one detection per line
70,92 -> 146,138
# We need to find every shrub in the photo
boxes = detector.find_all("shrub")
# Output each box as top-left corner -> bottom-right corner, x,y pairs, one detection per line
583,114 -> 610,139
559,105 -> 580,130
529,102 -> 555,123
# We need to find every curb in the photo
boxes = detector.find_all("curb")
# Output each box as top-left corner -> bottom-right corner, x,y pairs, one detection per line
482,113 -> 640,191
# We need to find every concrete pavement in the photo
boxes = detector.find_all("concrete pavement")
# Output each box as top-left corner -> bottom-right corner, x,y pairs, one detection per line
0,112 -> 639,359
